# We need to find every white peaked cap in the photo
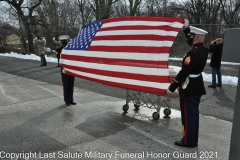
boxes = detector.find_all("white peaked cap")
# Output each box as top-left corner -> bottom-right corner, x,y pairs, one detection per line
189,26 -> 208,35
58,35 -> 70,40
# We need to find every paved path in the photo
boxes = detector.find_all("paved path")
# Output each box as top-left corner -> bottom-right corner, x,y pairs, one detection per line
0,56 -> 237,122
0,56 -> 236,159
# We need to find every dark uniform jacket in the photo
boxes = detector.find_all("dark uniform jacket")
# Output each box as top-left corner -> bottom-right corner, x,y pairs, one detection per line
175,44 -> 208,97
209,43 -> 223,69
56,46 -> 64,59
57,46 -> 64,73
169,27 -> 208,97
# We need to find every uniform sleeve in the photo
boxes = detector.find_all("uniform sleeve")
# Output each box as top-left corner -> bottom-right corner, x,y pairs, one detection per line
208,44 -> 214,52
56,48 -> 59,53
34,38 -> 40,44
56,47 -> 62,53
209,44 -> 222,53
175,53 -> 198,84
168,52 -> 198,92
53,39 -> 60,45
183,27 -> 190,38
33,38 -> 39,45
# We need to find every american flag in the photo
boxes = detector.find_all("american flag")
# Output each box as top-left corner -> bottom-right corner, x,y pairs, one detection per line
60,16 -> 184,95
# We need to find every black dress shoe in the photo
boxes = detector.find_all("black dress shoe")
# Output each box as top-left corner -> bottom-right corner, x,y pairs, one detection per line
174,141 -> 196,148
208,84 -> 216,88
217,84 -> 222,87
65,103 -> 70,106
69,102 -> 76,105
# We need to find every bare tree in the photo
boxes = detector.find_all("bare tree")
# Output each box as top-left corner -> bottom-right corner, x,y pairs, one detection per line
1,0 -> 239,58
39,0 -> 60,45
129,0 -> 142,16
0,0 -> 43,53
34,0 -> 83,48
90,0 -> 120,20
144,0 -> 173,16
218,0 -> 240,28
75,0 -> 94,27
173,0 -> 210,25
111,0 -> 129,17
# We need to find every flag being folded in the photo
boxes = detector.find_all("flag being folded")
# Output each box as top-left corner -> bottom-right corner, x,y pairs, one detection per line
60,16 -> 184,95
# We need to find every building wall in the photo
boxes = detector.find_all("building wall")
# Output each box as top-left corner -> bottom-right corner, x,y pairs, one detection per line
6,34 -> 21,45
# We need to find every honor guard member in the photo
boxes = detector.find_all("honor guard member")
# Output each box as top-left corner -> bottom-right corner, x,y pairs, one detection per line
58,36 -> 76,106
55,35 -> 70,67
168,25 -> 208,148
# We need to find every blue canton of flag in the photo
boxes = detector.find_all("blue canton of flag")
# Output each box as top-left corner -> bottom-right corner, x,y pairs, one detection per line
65,20 -> 103,50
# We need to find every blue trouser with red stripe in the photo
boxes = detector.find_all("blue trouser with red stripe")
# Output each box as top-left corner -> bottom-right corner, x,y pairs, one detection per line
61,72 -> 75,103
180,96 -> 201,146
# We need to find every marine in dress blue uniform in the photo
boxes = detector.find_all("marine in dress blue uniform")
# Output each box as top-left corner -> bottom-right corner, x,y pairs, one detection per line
61,67 -> 76,106
55,35 -> 70,67
169,25 -> 208,148
58,36 -> 77,106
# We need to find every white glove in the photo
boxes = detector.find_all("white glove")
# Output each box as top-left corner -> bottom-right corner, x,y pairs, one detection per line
52,37 -> 55,41
62,68 -> 66,74
184,18 -> 189,26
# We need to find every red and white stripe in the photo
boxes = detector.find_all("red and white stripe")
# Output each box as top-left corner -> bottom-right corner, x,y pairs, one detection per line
60,16 -> 184,95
